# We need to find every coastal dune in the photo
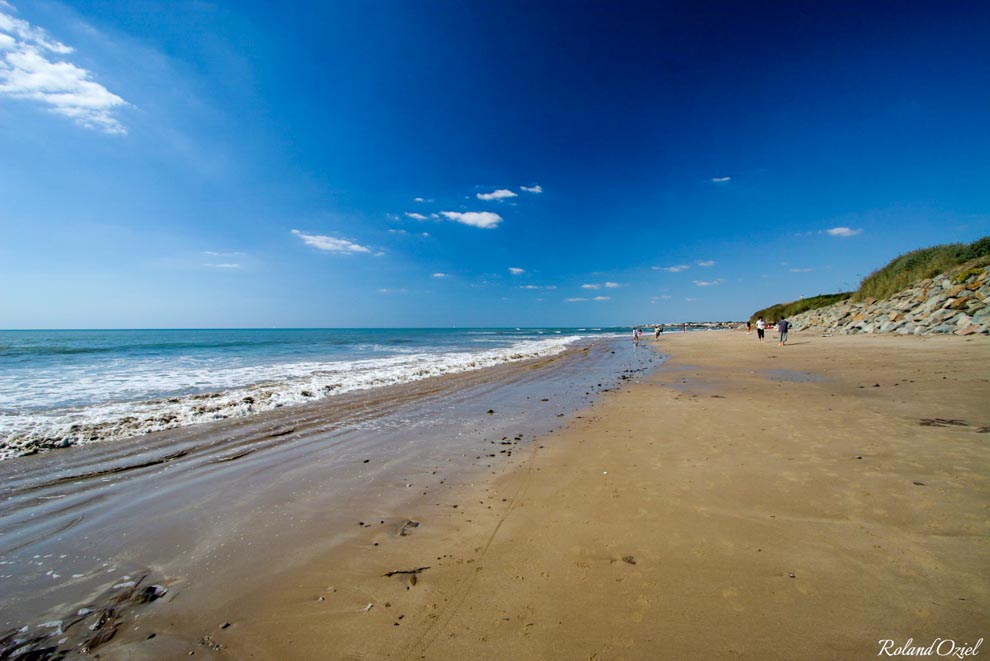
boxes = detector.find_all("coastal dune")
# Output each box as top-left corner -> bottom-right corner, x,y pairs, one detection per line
179,331 -> 990,660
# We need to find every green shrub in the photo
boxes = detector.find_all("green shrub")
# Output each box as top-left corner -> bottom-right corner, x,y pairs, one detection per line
750,292 -> 852,323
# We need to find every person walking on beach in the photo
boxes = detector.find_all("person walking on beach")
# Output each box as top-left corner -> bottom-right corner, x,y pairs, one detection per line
756,317 -> 766,343
746,320 -> 752,334
778,317 -> 790,346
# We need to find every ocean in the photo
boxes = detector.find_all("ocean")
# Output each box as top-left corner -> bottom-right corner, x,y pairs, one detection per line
0,327 -> 627,459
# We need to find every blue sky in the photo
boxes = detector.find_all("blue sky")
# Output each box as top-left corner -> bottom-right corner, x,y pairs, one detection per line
1,1 -> 988,328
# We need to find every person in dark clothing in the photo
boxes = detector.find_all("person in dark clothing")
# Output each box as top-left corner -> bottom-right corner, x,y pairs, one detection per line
778,317 -> 790,346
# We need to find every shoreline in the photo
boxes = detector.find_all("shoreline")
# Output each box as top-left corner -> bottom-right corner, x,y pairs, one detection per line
0,337 -> 660,658
102,330 -> 990,659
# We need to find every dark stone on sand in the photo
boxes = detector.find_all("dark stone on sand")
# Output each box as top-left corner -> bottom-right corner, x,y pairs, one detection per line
913,481 -> 926,486
621,556 -> 637,565
220,622 -> 230,629
134,585 -> 168,604
487,409 -> 495,415
363,459 -> 370,463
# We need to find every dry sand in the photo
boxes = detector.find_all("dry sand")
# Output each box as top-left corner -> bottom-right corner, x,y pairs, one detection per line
113,331 -> 989,659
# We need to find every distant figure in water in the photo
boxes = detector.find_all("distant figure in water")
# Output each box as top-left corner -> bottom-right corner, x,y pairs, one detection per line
654,326 -> 661,339
778,317 -> 790,346
633,329 -> 640,346
682,323 -> 687,333
756,317 -> 766,342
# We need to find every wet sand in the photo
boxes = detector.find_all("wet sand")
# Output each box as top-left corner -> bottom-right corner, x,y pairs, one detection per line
109,331 -> 989,659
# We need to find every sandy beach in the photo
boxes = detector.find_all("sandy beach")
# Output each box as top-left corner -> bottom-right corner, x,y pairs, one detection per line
104,330 -> 990,660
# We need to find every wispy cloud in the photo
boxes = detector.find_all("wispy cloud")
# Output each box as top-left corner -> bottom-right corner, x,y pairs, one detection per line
654,265 -> 690,273
566,296 -> 608,302
593,296 -> 610,301
378,288 -> 407,294
711,176 -> 731,183
0,3 -> 129,133
565,297 -> 588,303
508,267 -> 525,275
432,272 -> 447,278
413,197 -> 432,203
291,229 -> 371,254
520,285 -> 557,290
203,250 -> 246,257
825,226 -> 863,237
789,267 -> 813,272
693,279 -> 723,287
696,260 -> 716,267
520,184 -> 543,193
204,263 -> 240,269
404,212 -> 429,221
440,211 -> 502,229
476,189 -> 517,201
581,283 -> 601,290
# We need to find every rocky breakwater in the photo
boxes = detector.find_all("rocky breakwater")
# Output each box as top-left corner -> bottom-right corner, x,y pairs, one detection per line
790,266 -> 989,336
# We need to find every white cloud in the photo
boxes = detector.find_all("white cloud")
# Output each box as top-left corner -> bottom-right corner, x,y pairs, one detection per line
204,263 -> 240,269
604,281 -> 620,288
388,229 -> 408,235
565,297 -> 588,303
476,188 -> 518,201
826,226 -> 863,237
583,281 -> 621,290
508,267 -> 525,275
432,272 -> 447,278
693,279 -> 723,287
592,296 -> 610,301
405,212 -> 429,221
413,197 -> 434,203
203,250 -> 245,257
711,176 -> 731,183
520,184 -> 543,194
789,267 -> 813,273
0,4 -> 129,133
696,260 -> 716,267
520,285 -> 556,290
685,297 -> 698,302
581,283 -> 601,290
421,232 -> 430,237
440,211 -> 502,229
378,288 -> 407,294
654,265 -> 690,273
291,229 -> 371,254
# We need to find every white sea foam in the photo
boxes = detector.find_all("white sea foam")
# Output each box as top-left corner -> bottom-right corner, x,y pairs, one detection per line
0,335 -> 587,459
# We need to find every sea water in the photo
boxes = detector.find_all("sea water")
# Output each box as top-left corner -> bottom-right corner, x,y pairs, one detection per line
0,328 -> 624,458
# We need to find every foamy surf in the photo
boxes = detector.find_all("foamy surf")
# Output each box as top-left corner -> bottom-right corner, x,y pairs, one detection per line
0,335 -> 586,460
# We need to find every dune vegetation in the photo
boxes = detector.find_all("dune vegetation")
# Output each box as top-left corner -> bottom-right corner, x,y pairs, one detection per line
750,236 -> 990,322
